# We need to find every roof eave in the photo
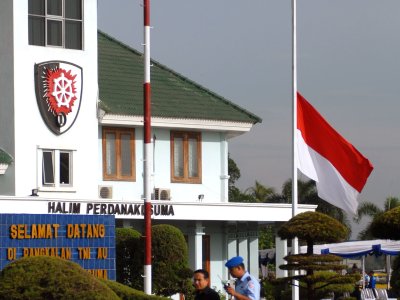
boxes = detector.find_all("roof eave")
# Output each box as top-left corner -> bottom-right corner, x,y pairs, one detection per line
99,113 -> 255,138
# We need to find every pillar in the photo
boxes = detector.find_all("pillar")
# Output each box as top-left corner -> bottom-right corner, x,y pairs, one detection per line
275,235 -> 288,278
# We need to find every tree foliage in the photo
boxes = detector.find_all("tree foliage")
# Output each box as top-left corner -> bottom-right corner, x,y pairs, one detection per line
390,256 -> 400,296
355,196 -> 400,239
276,212 -> 355,300
0,256 -> 119,300
281,179 -> 351,232
259,225 -> 275,250
370,206 -> 400,240
244,181 -> 276,203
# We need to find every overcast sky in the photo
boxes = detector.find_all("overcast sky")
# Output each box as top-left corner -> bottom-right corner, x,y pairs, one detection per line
98,0 -> 400,218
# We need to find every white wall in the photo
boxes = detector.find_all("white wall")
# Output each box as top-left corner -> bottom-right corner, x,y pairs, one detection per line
98,127 -> 227,203
12,0 -> 99,199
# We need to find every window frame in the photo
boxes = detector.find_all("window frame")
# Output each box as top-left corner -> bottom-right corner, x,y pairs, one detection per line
37,147 -> 74,191
170,131 -> 202,184
102,127 -> 136,182
28,0 -> 83,49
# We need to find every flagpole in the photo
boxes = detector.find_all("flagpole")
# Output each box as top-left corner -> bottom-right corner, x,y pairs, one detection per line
291,0 -> 299,299
143,0 -> 152,294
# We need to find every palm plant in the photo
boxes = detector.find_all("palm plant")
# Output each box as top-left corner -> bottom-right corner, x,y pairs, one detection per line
280,179 -> 351,231
244,180 -> 276,203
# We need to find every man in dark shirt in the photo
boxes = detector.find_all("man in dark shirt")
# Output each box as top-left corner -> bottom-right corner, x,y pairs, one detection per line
193,269 -> 220,300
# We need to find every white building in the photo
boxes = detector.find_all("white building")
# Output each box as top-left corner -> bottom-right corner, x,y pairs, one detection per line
0,0 -> 315,290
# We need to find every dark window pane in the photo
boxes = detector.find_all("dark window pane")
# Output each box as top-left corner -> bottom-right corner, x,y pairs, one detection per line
29,16 -> 45,46
29,0 -> 45,15
47,0 -> 62,16
121,134 -> 132,176
47,20 -> 62,46
65,0 -> 82,19
60,152 -> 70,184
42,151 -> 54,185
65,21 -> 82,49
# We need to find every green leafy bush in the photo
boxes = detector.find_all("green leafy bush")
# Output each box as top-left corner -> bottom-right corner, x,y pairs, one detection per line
0,256 -> 119,300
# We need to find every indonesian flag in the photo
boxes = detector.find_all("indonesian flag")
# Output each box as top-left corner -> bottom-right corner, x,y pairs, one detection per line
296,93 -> 373,214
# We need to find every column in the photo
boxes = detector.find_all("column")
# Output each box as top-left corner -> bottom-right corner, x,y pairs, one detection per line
237,232 -> 248,268
188,221 -> 204,270
194,221 -> 204,270
248,230 -> 259,277
220,134 -> 229,202
275,235 -> 288,278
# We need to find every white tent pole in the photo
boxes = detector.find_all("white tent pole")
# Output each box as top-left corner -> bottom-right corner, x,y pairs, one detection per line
386,254 -> 391,289
362,256 -> 365,289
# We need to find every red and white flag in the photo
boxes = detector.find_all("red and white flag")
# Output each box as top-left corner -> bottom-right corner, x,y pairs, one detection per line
296,92 -> 374,214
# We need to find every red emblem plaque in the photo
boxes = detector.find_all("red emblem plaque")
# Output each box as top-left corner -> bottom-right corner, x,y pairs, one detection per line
35,61 -> 83,135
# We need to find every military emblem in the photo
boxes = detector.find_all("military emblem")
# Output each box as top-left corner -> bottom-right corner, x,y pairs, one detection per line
35,61 -> 83,135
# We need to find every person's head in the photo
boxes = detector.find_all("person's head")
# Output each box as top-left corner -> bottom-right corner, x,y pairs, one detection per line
369,270 -> 374,276
193,269 -> 210,291
225,256 -> 246,279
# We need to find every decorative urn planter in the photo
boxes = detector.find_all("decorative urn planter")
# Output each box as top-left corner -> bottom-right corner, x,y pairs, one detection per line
0,148 -> 13,175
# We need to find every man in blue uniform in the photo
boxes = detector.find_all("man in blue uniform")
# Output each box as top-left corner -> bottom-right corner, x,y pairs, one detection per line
224,256 -> 260,300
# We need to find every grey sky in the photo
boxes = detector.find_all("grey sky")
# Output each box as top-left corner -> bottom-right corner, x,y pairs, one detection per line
98,0 -> 400,215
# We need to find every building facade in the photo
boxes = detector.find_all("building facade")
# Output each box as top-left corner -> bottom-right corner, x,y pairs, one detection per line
0,0 -> 315,291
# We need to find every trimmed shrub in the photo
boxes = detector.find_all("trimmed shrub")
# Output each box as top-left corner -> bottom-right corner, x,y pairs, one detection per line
103,279 -> 168,300
276,212 -> 356,300
115,225 -> 192,297
0,256 -> 119,300
116,227 -> 143,289
152,224 -> 192,297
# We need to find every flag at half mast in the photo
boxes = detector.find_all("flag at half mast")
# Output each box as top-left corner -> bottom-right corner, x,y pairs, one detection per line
296,92 -> 374,215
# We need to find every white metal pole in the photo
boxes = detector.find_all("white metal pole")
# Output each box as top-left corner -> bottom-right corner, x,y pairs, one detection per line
292,0 -> 299,299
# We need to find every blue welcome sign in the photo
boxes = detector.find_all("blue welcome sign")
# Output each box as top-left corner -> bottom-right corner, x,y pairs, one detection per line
0,214 -> 115,280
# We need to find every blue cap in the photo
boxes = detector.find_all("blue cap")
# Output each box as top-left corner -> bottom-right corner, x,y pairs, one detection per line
225,256 -> 244,268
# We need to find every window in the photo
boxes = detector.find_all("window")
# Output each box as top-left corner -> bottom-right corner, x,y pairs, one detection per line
171,131 -> 202,183
102,127 -> 136,181
40,149 -> 73,188
28,0 -> 83,49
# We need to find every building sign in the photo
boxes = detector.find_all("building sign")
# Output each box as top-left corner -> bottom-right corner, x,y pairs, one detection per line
48,201 -> 175,217
0,214 -> 115,280
34,61 -> 83,135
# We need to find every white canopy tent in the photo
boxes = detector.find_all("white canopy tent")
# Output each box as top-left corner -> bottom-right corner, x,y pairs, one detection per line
300,240 -> 400,289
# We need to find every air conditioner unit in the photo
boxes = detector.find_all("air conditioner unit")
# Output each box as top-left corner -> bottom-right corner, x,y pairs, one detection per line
154,188 -> 171,200
98,186 -> 113,199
